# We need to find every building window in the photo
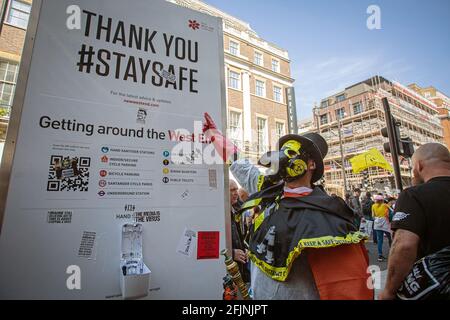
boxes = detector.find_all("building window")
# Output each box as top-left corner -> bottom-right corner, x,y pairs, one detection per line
336,94 -> 346,102
336,108 -> 345,120
353,102 -> 362,115
254,51 -> 263,66
229,40 -> 239,56
320,114 -> 328,125
0,83 -> 15,110
0,61 -> 19,113
276,122 -> 285,141
257,117 -> 268,153
229,111 -> 243,147
273,86 -> 283,103
6,0 -> 31,29
255,80 -> 265,97
228,70 -> 240,90
321,100 -> 329,108
271,59 -> 280,73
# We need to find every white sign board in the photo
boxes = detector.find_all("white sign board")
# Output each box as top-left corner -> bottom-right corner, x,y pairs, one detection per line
0,0 -> 228,299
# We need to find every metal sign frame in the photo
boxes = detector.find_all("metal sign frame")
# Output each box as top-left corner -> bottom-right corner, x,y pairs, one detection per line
0,0 -> 232,300
0,0 -> 42,232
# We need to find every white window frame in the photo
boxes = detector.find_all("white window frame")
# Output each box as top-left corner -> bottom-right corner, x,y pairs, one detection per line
6,0 -> 31,30
229,40 -> 240,56
336,94 -> 346,103
336,108 -> 345,120
273,85 -> 283,103
254,50 -> 263,66
255,79 -> 266,98
352,102 -> 362,115
320,114 -> 328,125
228,70 -> 241,90
228,109 -> 243,147
0,60 -> 19,109
275,121 -> 286,141
256,115 -> 269,154
0,83 -> 15,108
271,58 -> 280,73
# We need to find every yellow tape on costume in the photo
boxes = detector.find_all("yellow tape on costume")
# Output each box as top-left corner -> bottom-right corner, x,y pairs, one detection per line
249,232 -> 368,282
257,175 -> 265,192
254,210 -> 265,232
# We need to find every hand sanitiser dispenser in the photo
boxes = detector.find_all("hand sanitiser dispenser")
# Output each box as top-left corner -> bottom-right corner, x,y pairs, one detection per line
120,223 -> 151,299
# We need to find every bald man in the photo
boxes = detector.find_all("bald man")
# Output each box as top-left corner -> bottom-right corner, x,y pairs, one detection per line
380,143 -> 450,300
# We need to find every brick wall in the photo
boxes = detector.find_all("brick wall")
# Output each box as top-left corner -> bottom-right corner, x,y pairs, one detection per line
224,34 -> 291,80
442,118 -> 450,149
227,88 -> 243,109
250,95 -> 287,149
0,24 -> 26,58
0,0 -> 32,60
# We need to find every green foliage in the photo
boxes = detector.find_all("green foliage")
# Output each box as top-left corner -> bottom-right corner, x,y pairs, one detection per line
0,107 -> 10,117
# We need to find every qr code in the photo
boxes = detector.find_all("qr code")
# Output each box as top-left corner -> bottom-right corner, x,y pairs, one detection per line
47,155 -> 90,192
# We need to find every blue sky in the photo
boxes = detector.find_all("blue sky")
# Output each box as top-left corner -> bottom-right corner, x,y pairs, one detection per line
205,0 -> 450,120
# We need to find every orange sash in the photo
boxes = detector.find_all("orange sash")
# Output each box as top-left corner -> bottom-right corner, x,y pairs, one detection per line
307,243 -> 374,300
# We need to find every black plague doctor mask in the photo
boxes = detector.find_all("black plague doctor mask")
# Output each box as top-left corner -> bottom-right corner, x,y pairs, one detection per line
258,133 -> 328,185
259,140 -> 312,183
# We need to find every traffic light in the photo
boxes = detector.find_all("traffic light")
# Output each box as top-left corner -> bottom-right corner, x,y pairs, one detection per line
362,171 -> 369,189
381,127 -> 391,153
382,97 -> 403,191
381,117 -> 415,158
381,117 -> 403,155
401,137 -> 415,158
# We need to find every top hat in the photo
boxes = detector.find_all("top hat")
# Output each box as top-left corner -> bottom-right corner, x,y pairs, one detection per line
259,133 -> 328,183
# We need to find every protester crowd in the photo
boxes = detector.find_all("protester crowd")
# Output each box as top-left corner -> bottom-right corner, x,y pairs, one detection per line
203,113 -> 450,301
345,190 -> 394,261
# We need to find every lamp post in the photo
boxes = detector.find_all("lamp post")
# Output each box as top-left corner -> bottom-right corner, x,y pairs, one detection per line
313,104 -> 320,133
337,112 -> 349,194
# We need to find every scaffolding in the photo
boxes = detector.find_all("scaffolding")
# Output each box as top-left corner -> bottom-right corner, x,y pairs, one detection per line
315,81 -> 444,197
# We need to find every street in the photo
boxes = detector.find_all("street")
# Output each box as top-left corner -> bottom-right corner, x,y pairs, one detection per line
365,237 -> 390,299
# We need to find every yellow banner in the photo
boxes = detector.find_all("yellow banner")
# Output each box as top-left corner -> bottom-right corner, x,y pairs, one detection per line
349,148 -> 394,173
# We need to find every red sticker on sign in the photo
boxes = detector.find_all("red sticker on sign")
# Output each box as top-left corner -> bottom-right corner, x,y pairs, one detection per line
197,232 -> 220,260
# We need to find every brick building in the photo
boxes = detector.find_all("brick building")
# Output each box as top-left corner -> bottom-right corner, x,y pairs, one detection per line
408,83 -> 450,150
311,76 -> 443,196
169,0 -> 296,160
0,0 -> 31,159
0,0 -> 297,162
0,0 -> 30,116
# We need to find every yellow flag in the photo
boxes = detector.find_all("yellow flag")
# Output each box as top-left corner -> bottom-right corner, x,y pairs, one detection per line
349,148 -> 393,173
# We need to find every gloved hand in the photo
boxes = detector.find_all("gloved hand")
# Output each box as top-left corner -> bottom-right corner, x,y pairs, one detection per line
203,112 -> 239,163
